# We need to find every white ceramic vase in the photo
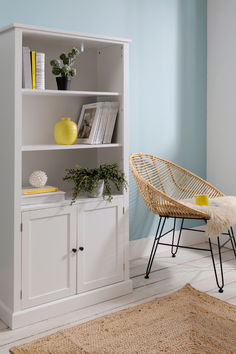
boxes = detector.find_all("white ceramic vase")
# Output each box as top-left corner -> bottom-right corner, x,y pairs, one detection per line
88,180 -> 104,198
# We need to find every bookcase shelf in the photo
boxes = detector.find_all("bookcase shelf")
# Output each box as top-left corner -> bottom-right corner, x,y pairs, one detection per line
21,194 -> 123,211
22,143 -> 122,151
22,89 -> 120,97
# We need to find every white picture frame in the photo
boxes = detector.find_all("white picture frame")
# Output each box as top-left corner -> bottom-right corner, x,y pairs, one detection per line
77,103 -> 103,144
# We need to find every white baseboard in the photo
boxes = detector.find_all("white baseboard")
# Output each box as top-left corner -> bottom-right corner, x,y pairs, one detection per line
0,298 -> 12,328
129,225 -> 207,260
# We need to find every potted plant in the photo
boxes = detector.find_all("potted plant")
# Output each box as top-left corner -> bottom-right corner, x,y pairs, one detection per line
63,163 -> 128,203
50,47 -> 79,90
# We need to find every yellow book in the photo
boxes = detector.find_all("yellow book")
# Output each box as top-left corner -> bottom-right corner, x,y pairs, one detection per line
22,186 -> 58,195
31,51 -> 36,89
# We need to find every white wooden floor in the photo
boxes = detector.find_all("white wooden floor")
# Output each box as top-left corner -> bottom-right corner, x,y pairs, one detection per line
0,241 -> 236,353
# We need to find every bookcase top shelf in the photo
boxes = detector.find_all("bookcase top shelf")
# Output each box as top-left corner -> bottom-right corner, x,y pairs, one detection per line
0,23 -> 131,49
0,23 -> 131,46
22,89 -> 120,97
22,143 -> 122,151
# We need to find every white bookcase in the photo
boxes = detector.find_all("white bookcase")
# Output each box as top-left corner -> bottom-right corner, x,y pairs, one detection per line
0,23 -> 132,329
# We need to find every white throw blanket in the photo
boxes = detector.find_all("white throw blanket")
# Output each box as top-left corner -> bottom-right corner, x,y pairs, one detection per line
180,196 -> 236,238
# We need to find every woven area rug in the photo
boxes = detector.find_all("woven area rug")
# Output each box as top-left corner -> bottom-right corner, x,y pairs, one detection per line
10,284 -> 236,354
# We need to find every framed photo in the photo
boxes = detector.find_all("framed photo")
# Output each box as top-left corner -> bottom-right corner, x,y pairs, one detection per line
77,103 -> 103,144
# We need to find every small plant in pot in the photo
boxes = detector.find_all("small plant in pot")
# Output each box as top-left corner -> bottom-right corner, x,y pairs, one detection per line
50,47 -> 79,90
63,163 -> 128,204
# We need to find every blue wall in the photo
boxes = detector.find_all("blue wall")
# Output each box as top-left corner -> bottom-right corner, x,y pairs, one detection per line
0,0 -> 207,240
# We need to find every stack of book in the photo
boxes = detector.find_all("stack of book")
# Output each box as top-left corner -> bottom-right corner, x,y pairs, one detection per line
77,101 -> 119,145
22,47 -> 45,90
22,186 -> 65,205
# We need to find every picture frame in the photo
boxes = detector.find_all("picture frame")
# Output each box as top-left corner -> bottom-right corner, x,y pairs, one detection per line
77,102 -> 103,144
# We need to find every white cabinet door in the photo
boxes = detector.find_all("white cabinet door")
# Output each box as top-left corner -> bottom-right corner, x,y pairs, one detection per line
21,206 -> 76,308
77,198 -> 124,293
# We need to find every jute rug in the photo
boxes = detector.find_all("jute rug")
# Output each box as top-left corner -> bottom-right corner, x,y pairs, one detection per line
10,284 -> 236,354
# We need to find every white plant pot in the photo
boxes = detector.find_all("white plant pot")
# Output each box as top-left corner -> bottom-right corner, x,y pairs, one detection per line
88,180 -> 104,198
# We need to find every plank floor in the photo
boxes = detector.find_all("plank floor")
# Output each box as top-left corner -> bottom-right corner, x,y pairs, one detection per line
0,242 -> 236,353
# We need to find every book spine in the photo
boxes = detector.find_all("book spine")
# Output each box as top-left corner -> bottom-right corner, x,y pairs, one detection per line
92,103 -> 104,144
36,52 -> 45,90
103,103 -> 112,144
22,47 -> 32,89
31,51 -> 36,89
23,187 -> 58,195
99,104 -> 109,144
95,103 -> 106,144
107,103 -> 119,143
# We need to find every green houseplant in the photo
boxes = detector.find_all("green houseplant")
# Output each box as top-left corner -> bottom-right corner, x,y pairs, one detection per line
50,47 -> 79,90
64,163 -> 128,203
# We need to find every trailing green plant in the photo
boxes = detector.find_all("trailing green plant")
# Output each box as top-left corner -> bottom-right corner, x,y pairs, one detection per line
50,47 -> 79,78
64,163 -> 128,203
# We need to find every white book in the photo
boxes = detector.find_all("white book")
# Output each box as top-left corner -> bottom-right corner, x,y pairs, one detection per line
95,102 -> 110,144
93,102 -> 106,144
100,103 -> 111,144
103,102 -> 112,143
21,190 -> 66,205
104,102 -> 119,144
22,47 -> 32,89
36,52 -> 45,90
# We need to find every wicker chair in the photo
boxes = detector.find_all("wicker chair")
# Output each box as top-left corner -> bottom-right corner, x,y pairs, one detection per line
130,153 -> 236,293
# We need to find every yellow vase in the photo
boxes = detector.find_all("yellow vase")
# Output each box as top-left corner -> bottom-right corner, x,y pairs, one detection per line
54,117 -> 78,145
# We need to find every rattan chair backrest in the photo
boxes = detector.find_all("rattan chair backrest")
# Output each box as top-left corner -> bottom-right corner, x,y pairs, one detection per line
129,153 -> 223,218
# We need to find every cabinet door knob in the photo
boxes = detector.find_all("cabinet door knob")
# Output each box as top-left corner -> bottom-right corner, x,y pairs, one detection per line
72,248 -> 77,253
79,247 -> 84,251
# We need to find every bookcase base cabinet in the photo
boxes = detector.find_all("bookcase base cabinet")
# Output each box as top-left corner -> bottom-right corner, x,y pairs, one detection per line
5,198 -> 132,329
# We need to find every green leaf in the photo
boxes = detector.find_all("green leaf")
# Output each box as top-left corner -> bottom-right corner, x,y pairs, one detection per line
61,65 -> 70,75
70,68 -> 76,77
71,47 -> 79,56
59,53 -> 67,62
52,67 -> 61,76
50,59 -> 61,67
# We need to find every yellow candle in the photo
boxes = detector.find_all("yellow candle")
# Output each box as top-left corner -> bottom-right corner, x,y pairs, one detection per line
195,195 -> 209,206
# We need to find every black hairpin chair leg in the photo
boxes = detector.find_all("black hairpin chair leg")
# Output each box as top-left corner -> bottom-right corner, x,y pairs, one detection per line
209,237 -> 224,293
144,216 -> 227,293
145,217 -> 166,279
171,218 -> 184,257
229,227 -> 236,258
